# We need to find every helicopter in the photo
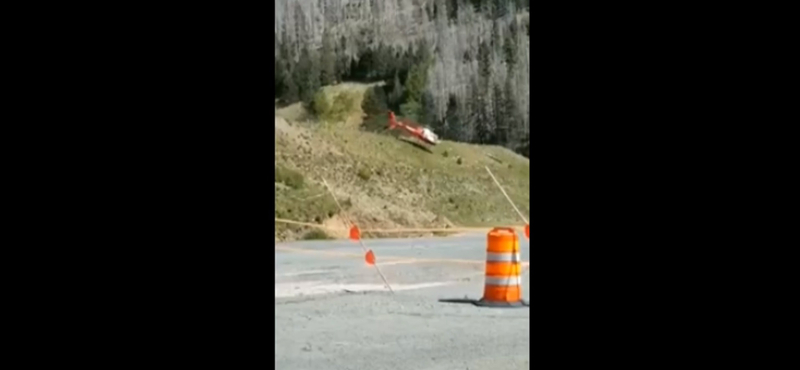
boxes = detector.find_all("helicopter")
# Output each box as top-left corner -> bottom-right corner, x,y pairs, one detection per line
387,110 -> 439,146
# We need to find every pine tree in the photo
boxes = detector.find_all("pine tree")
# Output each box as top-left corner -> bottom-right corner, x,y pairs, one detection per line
372,43 -> 385,80
388,72 -> 405,111
444,94 -> 460,140
503,75 -> 521,146
296,46 -> 320,108
278,27 -> 298,104
336,36 -> 350,81
459,91 -> 476,143
478,40 -> 492,89
504,21 -> 518,69
494,0 -> 509,18
281,66 -> 299,104
493,82 -> 507,146
404,62 -> 428,105
447,0 -> 459,20
480,0 -> 496,18
386,45 -> 399,78
400,100 -> 422,122
516,131 -> 530,158
275,43 -> 285,99
475,40 -> 495,144
415,38 -> 432,66
420,90 -> 437,128
469,79 -> 489,144
351,48 -> 374,81
491,20 -> 502,55
361,85 -> 388,118
275,33 -> 282,98
474,90 -> 494,144
434,0 -> 446,20
320,29 -> 336,86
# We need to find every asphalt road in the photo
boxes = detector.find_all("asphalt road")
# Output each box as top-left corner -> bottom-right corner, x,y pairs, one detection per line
275,232 -> 530,370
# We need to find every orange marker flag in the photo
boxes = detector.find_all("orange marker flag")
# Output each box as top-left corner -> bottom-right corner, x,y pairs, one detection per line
349,225 -> 361,241
365,250 -> 375,265
524,224 -> 530,239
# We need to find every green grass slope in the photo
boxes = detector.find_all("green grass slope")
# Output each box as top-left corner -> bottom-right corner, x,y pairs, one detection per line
275,83 -> 530,241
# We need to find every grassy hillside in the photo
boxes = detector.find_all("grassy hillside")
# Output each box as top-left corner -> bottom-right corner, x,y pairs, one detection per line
275,83 -> 529,242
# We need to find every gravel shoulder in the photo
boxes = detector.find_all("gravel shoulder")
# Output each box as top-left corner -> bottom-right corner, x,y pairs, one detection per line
275,233 -> 531,370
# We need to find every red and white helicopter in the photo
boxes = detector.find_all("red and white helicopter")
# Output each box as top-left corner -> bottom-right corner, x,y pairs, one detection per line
387,111 -> 440,146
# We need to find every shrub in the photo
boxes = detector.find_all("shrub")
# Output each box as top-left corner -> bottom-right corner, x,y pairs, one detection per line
399,100 -> 421,122
362,86 -> 388,118
302,229 -> 333,240
357,167 -> 371,180
275,165 -> 304,189
312,90 -> 331,119
361,113 -> 390,133
313,90 -> 359,124
332,92 -> 357,118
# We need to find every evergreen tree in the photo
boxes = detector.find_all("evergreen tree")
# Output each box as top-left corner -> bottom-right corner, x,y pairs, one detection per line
467,79 -> 484,143
351,48 -> 374,81
336,36 -> 350,81
400,100 -> 422,122
281,66 -> 299,104
516,131 -> 530,158
493,82 -> 507,146
278,28 -> 298,103
388,72 -> 405,111
296,46 -> 320,108
504,21 -> 518,69
320,29 -> 336,86
444,94 -> 460,140
376,43 -> 397,80
361,85 -> 388,118
398,48 -> 417,81
275,52 -> 284,99
415,38 -> 432,66
491,20 -> 502,55
434,0 -> 446,20
447,0 -> 459,20
494,0 -> 510,18
386,45 -> 399,78
475,91 -> 494,144
475,40 -> 495,144
403,62 -> 428,105
503,75 -> 520,145
480,0 -> 496,18
478,40 -> 492,86
420,90 -> 437,128
275,33 -> 283,98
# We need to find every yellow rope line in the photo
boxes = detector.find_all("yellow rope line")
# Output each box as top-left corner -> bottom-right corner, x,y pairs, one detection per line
275,245 -> 531,267
274,218 -> 527,233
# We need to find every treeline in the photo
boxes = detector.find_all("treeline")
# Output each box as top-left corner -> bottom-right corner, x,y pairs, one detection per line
274,0 -> 530,158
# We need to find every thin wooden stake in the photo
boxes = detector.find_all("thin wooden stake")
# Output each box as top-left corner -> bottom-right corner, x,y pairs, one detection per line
485,166 -> 528,224
485,166 -> 532,275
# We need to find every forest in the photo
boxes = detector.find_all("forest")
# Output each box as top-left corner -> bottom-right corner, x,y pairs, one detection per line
274,0 -> 530,158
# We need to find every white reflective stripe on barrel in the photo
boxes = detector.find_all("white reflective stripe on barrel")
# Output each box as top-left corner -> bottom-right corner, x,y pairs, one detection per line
484,276 -> 522,286
485,252 -> 522,262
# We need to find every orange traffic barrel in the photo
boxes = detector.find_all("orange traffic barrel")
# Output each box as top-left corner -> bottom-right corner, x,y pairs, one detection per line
475,227 -> 527,307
